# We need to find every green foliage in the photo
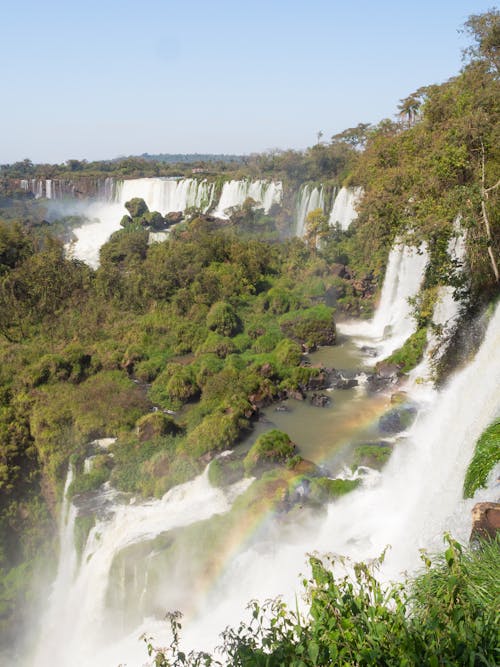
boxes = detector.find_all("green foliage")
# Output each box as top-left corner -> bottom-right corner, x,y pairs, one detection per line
279,305 -> 336,346
308,477 -> 360,504
352,443 -> 393,470
145,536 -> 500,666
384,327 -> 428,372
125,197 -> 148,218
463,419 -> 500,498
150,364 -> 200,410
244,430 -> 295,474
206,301 -> 241,337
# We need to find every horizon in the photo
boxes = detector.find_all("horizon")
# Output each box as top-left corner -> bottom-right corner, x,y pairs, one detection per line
1,0 -> 494,164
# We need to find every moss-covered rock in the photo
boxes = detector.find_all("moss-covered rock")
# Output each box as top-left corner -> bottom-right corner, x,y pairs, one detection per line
351,442 -> 393,470
379,404 -> 417,434
463,419 -> 500,498
308,477 -> 360,504
124,197 -> 148,219
279,305 -> 336,346
244,430 -> 296,474
135,412 -> 179,442
383,327 -> 428,373
208,454 -> 245,488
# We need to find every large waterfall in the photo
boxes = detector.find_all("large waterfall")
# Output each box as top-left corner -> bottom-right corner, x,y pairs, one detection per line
213,179 -> 282,218
115,178 -> 216,214
295,184 -> 325,236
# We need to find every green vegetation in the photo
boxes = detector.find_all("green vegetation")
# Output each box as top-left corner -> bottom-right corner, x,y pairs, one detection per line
383,327 -> 428,372
463,419 -> 500,498
351,442 -> 393,470
144,536 -> 500,666
243,430 -> 296,474
0,8 -> 498,652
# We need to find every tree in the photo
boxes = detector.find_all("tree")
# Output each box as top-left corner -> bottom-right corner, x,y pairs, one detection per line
304,208 -> 329,250
462,9 -> 500,74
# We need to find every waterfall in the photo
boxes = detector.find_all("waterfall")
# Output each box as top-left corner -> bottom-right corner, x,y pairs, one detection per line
31,303 -> 500,664
34,468 -> 78,666
339,241 -> 429,361
33,468 -> 252,667
213,179 -> 282,218
295,184 -> 325,236
329,186 -> 363,230
115,177 -> 216,215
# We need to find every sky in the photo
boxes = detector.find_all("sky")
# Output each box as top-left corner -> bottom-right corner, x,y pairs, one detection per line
0,0 -> 495,164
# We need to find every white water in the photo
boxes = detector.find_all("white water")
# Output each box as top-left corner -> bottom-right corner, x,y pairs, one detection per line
68,201 -> 125,268
213,179 -> 282,218
329,186 -> 363,230
295,184 -> 325,236
339,242 -> 429,361
34,469 -> 77,666
32,300 -> 500,664
68,178 -> 282,266
115,177 -> 216,215
33,468 -> 252,667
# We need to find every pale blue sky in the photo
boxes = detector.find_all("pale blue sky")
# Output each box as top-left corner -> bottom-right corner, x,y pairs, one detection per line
0,0 -> 494,163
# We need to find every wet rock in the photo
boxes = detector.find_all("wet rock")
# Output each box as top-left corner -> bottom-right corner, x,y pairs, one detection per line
306,371 -> 328,390
379,403 -> 417,434
310,392 -> 331,408
165,211 -> 184,225
470,502 -> 500,543
361,345 -> 378,357
287,389 -> 305,401
366,372 -> 396,393
275,403 -> 291,412
376,362 -> 401,378
328,369 -> 359,390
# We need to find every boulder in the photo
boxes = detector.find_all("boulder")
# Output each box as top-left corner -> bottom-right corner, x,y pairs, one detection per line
125,197 -> 148,218
310,392 -> 331,408
470,502 -> 500,543
165,211 -> 184,225
328,369 -> 358,390
376,362 -> 401,378
379,403 -> 417,434
287,388 -> 305,401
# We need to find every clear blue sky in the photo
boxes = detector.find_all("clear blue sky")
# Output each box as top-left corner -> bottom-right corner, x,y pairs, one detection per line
0,0 -> 494,164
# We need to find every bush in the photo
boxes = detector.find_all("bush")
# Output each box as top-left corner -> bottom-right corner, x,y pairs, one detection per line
206,301 -> 241,337
279,305 -> 336,346
150,363 -> 199,410
144,536 -> 500,666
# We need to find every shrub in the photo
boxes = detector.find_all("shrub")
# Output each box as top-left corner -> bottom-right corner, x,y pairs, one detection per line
206,301 -> 241,337
279,305 -> 336,346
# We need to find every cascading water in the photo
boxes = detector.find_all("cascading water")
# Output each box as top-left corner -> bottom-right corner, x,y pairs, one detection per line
213,179 -> 282,218
32,300 -> 500,665
33,468 -> 252,667
34,468 -> 77,666
295,184 -> 324,236
115,177 -> 216,215
339,241 -> 429,361
329,186 -> 363,230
